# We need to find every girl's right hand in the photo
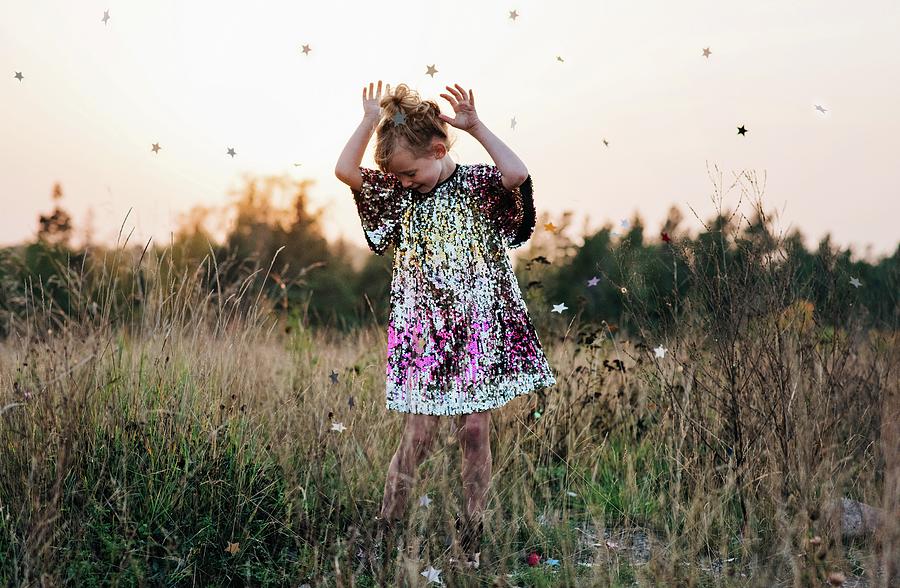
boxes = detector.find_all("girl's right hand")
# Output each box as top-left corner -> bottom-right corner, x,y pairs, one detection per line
363,80 -> 390,120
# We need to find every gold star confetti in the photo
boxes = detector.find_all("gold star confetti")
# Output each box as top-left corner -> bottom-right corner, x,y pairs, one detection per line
543,222 -> 558,233
602,138 -> 609,147
702,47 -> 711,58
508,9 -> 519,21
225,541 -> 240,554
425,64 -> 438,77
556,55 -> 565,62
301,44 -> 311,56
151,143 -> 161,154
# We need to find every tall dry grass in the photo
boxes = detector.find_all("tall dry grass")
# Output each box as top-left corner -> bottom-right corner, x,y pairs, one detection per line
1,171 -> 897,587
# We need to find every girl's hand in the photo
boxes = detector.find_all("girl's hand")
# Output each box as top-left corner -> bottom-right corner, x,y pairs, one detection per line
438,83 -> 482,132
362,80 -> 390,120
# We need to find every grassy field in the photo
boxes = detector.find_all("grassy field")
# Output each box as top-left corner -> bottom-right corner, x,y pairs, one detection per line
1,226 -> 897,586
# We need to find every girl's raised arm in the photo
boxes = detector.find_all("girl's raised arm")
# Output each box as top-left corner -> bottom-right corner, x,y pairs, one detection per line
334,80 -> 389,192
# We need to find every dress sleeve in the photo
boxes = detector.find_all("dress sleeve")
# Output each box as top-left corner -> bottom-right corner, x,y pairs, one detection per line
468,164 -> 536,249
350,166 -> 410,255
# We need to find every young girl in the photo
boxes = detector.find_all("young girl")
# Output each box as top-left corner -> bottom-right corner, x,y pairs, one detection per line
335,80 -> 556,571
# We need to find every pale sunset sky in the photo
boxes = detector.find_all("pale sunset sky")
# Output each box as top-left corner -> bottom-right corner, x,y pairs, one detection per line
2,0 -> 898,260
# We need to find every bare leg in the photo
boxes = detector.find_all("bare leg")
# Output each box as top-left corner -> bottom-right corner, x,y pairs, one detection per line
380,413 -> 440,521
458,411 -> 492,523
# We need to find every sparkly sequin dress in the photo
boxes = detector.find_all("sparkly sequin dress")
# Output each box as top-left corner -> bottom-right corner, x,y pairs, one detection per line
351,162 -> 556,415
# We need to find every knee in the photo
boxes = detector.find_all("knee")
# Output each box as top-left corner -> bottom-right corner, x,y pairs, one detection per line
459,415 -> 490,450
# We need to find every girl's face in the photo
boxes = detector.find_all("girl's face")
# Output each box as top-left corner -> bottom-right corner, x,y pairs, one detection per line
386,139 -> 449,193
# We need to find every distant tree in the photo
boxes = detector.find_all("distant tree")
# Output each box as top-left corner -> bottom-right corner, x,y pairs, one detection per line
37,182 -> 74,247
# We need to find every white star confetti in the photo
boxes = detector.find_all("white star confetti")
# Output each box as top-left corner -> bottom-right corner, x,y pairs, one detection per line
586,276 -> 599,287
418,494 -> 432,507
420,565 -> 443,584
654,345 -> 667,358
330,421 -> 347,433
849,277 -> 861,288
551,303 -> 568,313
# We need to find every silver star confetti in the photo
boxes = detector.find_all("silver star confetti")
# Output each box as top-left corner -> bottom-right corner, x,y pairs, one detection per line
702,47 -> 711,58
586,276 -> 599,287
14,72 -> 24,81
510,116 -> 517,130
151,143 -> 161,154
654,345 -> 667,358
102,9 -> 110,25
509,9 -> 519,21
418,494 -> 432,507
551,303 -> 568,313
815,104 -> 828,114
392,111 -> 407,126
330,421 -> 347,433
420,565 -> 443,584
226,147 -> 236,157
426,64 -> 438,77
849,277 -> 861,288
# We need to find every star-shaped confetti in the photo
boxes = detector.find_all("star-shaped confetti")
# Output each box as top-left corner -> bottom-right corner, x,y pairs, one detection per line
14,72 -> 24,81
566,491 -> 577,497
551,303 -> 568,313
420,565 -> 443,584
543,221 -> 558,233
556,55 -> 565,62
510,116 -> 517,130
392,111 -> 407,126
620,219 -> 630,229
348,395 -> 355,409
654,345 -> 667,358
602,138 -> 609,147
546,558 -> 560,566
331,421 -> 347,433
102,10 -> 110,25
329,369 -> 339,384
737,125 -> 748,136
226,147 -> 236,157
418,494 -> 432,507
301,44 -> 312,56
425,64 -> 438,77
661,231 -> 671,243
586,276 -> 600,287
702,47 -> 711,58
509,9 -> 519,21
225,541 -> 240,554
151,143 -> 161,154
849,277 -> 861,288
815,104 -> 828,114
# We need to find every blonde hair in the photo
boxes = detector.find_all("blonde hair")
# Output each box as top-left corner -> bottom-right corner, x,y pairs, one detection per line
374,83 -> 456,172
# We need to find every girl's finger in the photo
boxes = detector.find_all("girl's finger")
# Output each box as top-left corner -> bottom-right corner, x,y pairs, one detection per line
454,84 -> 468,100
440,93 -> 459,110
469,88 -> 475,106
445,85 -> 462,101
376,79 -> 383,97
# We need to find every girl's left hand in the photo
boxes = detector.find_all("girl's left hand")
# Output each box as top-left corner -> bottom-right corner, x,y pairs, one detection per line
438,84 -> 482,132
